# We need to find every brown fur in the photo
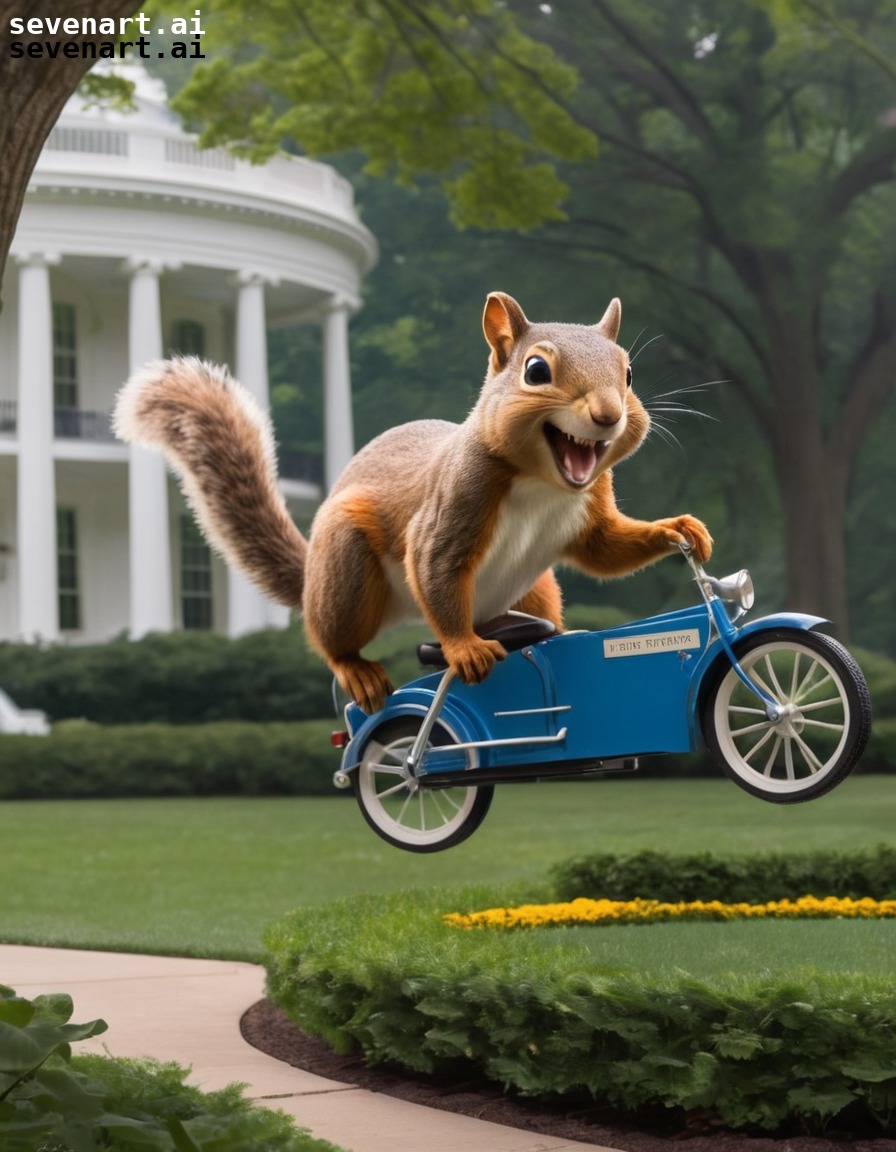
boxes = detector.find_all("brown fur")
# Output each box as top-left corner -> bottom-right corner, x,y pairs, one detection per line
114,294 -> 711,713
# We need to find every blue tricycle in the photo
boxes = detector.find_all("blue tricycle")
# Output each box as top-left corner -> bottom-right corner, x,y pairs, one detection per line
332,546 -> 871,853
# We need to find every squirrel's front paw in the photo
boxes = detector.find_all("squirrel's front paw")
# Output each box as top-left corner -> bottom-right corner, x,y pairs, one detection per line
442,636 -> 507,685
658,515 -> 713,563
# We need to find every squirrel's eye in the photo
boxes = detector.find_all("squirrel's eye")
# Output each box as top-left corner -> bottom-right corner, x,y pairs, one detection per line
626,365 -> 633,388
524,356 -> 552,385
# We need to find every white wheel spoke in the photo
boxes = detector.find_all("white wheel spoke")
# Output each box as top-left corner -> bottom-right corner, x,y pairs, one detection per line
395,790 -> 414,824
791,729 -> 825,774
763,654 -> 788,703
427,791 -> 448,825
762,734 -> 783,777
742,723 -> 777,764
743,666 -> 778,702
784,737 -> 796,780
801,718 -> 846,733
376,777 -> 413,800
732,719 -> 774,738
369,761 -> 407,777
789,652 -> 801,702
794,664 -> 833,704
798,697 -> 844,714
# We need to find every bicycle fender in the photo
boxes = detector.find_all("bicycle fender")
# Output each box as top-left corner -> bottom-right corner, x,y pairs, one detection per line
340,689 -> 483,773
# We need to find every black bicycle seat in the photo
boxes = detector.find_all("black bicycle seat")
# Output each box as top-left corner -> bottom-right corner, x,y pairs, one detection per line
416,611 -> 557,669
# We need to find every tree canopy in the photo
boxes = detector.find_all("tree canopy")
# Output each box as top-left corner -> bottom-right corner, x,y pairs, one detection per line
169,0 -> 596,230
180,0 -> 895,637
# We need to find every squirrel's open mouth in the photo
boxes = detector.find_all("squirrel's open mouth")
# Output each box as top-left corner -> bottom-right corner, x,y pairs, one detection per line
544,423 -> 608,487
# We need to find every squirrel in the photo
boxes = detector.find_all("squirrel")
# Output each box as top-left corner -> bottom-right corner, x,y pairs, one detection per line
114,292 -> 712,714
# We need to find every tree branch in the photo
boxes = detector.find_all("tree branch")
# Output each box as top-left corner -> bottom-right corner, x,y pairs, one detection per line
589,0 -> 722,156
826,132 -> 896,219
526,226 -> 775,398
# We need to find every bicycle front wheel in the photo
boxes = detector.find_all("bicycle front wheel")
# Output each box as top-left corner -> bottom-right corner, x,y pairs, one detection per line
702,629 -> 871,803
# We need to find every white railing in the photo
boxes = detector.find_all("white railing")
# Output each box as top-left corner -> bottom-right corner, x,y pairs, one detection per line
46,126 -> 128,155
36,116 -> 359,221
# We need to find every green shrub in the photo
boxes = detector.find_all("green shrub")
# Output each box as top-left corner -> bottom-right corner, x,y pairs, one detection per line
0,983 -> 343,1151
0,627 -> 334,724
550,844 -> 896,904
264,887 -> 896,1135
0,719 -> 342,799
860,716 -> 896,773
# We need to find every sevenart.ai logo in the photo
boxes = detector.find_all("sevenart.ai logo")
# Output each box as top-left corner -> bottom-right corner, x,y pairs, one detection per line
8,9 -> 206,60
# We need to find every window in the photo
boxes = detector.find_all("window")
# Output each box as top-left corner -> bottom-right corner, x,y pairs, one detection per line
57,507 -> 82,631
180,515 -> 213,630
170,319 -> 206,357
52,302 -> 78,408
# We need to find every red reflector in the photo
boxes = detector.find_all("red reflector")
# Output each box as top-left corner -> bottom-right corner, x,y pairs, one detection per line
331,730 -> 348,748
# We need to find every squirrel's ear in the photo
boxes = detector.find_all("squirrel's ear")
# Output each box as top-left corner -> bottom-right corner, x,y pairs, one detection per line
596,298 -> 622,343
483,292 -> 529,370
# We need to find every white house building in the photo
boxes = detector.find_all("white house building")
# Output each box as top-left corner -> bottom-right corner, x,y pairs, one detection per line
0,67 -> 377,645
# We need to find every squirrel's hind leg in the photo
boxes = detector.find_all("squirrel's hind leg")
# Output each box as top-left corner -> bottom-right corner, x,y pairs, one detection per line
303,498 -> 395,715
511,569 -> 564,629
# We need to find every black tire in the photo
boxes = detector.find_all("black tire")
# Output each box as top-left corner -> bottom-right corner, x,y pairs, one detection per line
702,629 -> 871,804
353,717 -> 493,852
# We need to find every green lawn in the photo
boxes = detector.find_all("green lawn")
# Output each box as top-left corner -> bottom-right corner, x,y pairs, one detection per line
1,776 -> 895,961
528,918 -> 896,980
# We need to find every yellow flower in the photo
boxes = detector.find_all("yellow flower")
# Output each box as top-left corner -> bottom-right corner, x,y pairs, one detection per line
444,895 -> 896,931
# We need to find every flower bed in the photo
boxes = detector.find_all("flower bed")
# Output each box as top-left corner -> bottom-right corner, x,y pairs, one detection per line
445,894 -> 896,930
264,878 -> 896,1136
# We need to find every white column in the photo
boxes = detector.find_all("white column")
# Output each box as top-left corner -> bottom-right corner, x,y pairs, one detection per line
228,271 -> 281,635
323,294 -> 356,491
125,258 -> 173,637
15,253 -> 60,642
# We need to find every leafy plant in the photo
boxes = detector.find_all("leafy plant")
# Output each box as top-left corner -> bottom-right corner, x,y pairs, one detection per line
0,983 -> 107,1149
0,984 -> 343,1151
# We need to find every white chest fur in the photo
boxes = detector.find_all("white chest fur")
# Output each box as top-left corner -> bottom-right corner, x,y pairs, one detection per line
472,477 -> 589,622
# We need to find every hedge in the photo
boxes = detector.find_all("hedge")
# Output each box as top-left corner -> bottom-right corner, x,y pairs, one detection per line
550,844 -> 896,904
0,627 -> 335,724
0,629 -> 892,735
0,719 -> 342,799
264,884 -> 896,1135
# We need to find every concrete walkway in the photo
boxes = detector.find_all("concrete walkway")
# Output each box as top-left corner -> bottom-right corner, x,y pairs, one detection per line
1,945 -> 616,1152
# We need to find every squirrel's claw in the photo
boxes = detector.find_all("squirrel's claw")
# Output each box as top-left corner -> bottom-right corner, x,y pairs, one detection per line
441,636 -> 507,686
660,515 -> 713,563
336,658 -> 393,716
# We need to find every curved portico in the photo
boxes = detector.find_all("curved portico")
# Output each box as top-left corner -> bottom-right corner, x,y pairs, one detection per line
0,67 -> 376,644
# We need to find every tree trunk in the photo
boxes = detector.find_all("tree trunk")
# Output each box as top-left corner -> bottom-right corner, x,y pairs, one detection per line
0,1 -> 139,306
776,439 -> 851,639
762,303 -> 852,639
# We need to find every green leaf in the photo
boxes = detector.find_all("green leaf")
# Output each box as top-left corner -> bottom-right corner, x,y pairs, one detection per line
0,998 -> 35,1030
840,1064 -> 896,1084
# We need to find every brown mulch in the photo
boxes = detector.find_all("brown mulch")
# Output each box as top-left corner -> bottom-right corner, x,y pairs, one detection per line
241,999 -> 896,1152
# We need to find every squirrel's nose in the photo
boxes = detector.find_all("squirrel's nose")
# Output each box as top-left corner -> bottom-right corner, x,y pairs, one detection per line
589,402 -> 623,430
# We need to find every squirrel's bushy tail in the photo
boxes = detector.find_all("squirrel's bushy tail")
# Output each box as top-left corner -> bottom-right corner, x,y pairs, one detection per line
114,357 -> 306,610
